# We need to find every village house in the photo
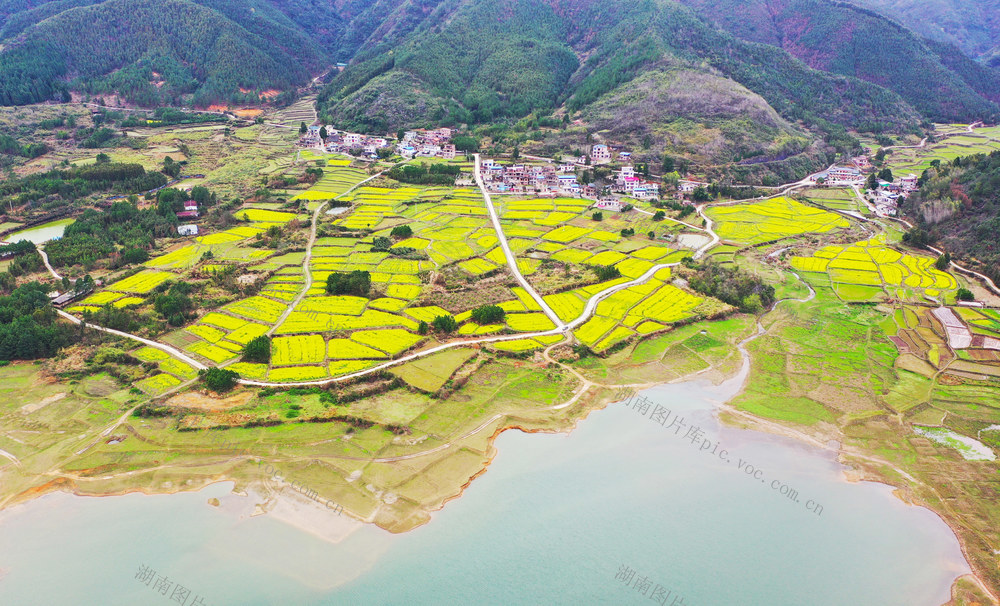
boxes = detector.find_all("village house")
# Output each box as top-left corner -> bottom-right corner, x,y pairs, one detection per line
590,144 -> 611,163
177,224 -> 198,236
678,179 -> 706,194
900,173 -> 919,191
823,166 -> 864,184
175,200 -> 198,220
852,155 -> 872,171
593,198 -> 624,212
441,144 -> 457,159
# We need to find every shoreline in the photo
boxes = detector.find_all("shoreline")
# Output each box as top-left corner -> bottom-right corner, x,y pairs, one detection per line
0,341 -> 993,603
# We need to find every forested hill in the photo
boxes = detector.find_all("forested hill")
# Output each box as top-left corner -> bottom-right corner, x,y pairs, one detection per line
2,0 -> 999,127
849,0 -> 1000,66
316,0 -> 1000,133
0,0 -> 336,106
674,0 -> 1000,123
906,151 -> 1000,285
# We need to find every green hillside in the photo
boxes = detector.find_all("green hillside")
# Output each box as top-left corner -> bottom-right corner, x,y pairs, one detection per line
906,151 -> 1000,285
0,0 -> 333,105
675,0 -> 1000,123
850,0 -> 1000,62
319,0 -> 924,130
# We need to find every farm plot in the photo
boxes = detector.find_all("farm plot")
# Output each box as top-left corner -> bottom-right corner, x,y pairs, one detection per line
107,270 -> 174,294
222,295 -> 287,323
351,329 -> 423,355
790,236 -> 959,302
135,373 -> 182,396
236,208 -> 299,224
389,348 -> 477,392
272,335 -> 326,365
705,197 -> 849,245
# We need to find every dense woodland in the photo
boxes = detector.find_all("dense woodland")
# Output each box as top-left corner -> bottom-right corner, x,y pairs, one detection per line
0,162 -> 167,213
686,261 -> 777,313
45,200 -> 180,268
0,282 -> 78,360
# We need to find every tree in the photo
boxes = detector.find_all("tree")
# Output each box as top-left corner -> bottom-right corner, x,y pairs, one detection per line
935,252 -> 951,270
591,211 -> 603,221
652,210 -> 665,221
956,288 -> 975,302
470,305 -> 505,324
200,367 -> 239,392
512,146 -> 520,160
452,135 -> 479,152
432,314 -> 458,333
243,335 -> 271,363
865,173 -> 879,191
162,156 -> 181,178
741,293 -> 764,313
319,126 -> 328,140
95,153 -> 110,164
902,227 -> 932,248
692,187 -> 712,202
662,155 -> 674,172
390,225 -> 413,239
299,122 -> 307,135
326,270 -> 371,296
878,168 -> 893,182
593,265 -> 621,281
371,236 -> 392,251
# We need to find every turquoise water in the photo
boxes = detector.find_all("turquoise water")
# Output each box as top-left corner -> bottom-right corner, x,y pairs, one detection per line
3,218 -> 75,245
0,375 -> 969,605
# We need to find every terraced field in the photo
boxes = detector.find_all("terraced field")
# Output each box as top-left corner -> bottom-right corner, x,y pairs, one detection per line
705,196 -> 850,245
886,126 -> 1000,175
790,236 -> 960,303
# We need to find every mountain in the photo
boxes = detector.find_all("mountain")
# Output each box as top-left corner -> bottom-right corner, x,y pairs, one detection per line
848,0 -> 1000,65
318,0 -> 923,131
3,0 -> 1000,180
673,0 -> 1000,123
0,0 -> 341,105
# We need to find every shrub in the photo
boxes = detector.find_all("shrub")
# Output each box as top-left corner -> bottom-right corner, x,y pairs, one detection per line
956,288 -> 975,301
591,211 -> 603,221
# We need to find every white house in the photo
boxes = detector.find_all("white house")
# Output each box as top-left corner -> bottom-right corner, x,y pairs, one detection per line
591,144 -> 611,163
678,179 -> 705,193
594,199 -> 623,212
177,224 -> 198,236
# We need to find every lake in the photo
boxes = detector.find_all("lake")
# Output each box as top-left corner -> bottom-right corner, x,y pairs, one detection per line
0,368 -> 970,605
3,218 -> 75,245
